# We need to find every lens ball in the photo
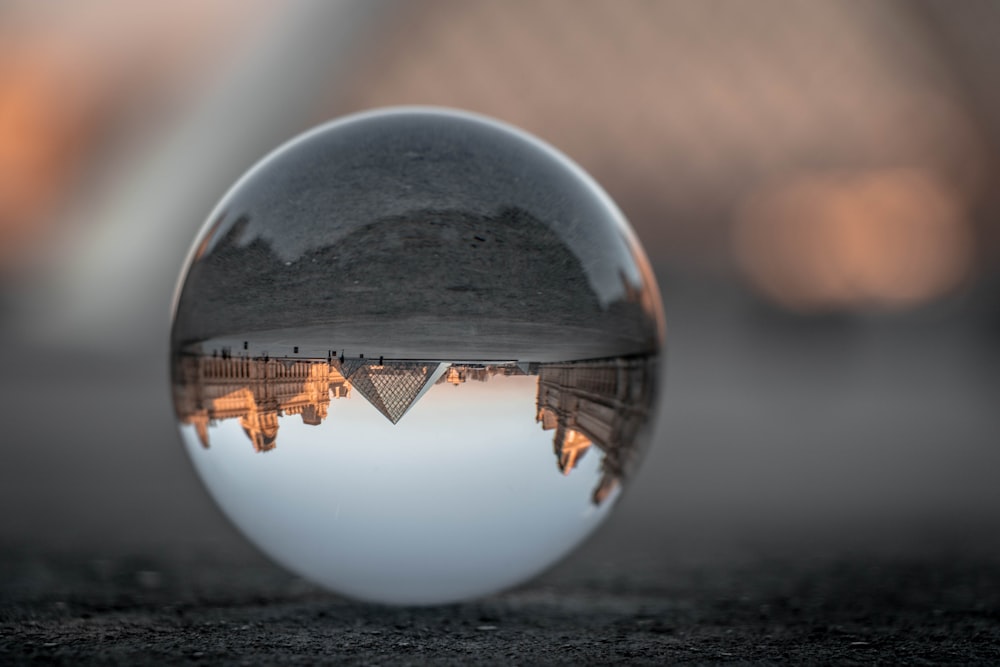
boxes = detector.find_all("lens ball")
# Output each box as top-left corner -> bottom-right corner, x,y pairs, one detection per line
170,108 -> 664,604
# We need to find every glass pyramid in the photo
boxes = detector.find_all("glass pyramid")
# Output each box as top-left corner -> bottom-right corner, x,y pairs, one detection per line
338,359 -> 444,424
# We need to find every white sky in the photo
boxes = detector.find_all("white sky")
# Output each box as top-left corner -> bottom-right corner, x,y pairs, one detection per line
181,373 -> 618,604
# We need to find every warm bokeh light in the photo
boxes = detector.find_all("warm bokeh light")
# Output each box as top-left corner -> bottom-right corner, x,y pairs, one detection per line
732,168 -> 974,312
0,39 -> 101,267
0,1 -> 273,272
337,0 -> 989,279
1,0 -> 999,321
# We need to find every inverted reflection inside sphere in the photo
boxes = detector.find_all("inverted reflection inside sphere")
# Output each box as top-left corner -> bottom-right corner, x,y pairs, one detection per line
170,108 -> 664,605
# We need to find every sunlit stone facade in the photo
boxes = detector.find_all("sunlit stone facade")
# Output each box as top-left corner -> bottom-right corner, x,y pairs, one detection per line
173,354 -> 657,503
535,356 -> 658,504
172,356 -> 349,451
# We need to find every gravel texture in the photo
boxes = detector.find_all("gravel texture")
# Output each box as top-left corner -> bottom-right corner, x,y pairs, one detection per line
3,549 -> 1000,665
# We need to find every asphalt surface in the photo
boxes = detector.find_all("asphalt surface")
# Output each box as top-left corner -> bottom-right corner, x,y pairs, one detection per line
4,544 -> 1000,665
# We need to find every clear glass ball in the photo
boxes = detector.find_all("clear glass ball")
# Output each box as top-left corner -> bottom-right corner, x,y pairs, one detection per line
170,108 -> 664,604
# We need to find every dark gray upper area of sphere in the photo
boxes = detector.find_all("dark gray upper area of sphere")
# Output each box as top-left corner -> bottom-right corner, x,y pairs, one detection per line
172,109 -> 659,355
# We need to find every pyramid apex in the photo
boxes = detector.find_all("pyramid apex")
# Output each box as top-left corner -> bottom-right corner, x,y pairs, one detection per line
339,359 -> 446,424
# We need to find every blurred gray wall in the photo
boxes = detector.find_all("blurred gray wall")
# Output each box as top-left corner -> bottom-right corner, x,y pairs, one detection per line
1,1 -> 997,568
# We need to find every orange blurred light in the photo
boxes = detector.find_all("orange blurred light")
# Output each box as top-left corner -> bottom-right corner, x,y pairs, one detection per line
0,1 -> 277,274
0,43 -> 98,264
732,168 -> 973,312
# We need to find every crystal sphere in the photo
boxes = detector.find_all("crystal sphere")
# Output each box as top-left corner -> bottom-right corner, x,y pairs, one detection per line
170,108 -> 664,605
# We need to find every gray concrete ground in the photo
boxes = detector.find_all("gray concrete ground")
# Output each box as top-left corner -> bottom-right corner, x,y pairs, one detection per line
172,207 -> 658,360
3,546 -> 1000,665
189,317 -> 652,364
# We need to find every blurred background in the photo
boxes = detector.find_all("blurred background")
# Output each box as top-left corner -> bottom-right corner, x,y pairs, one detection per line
1,0 -> 998,571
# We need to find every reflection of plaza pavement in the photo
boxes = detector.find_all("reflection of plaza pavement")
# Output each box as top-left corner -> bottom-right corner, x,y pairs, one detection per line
172,207 -> 660,357
186,317 -> 655,363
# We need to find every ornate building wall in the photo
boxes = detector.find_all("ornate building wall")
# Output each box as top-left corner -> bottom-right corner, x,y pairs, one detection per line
173,356 -> 350,450
536,356 -> 658,504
